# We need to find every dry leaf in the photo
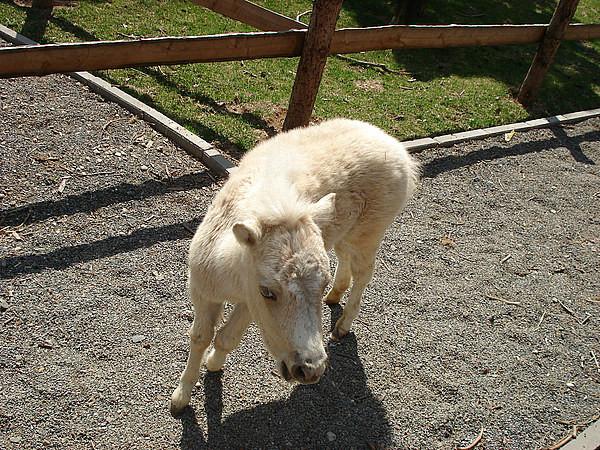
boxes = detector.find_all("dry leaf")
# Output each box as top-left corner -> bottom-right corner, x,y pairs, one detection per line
153,270 -> 165,281
440,236 -> 456,247
57,177 -> 69,193
33,153 -> 58,162
504,130 -> 516,142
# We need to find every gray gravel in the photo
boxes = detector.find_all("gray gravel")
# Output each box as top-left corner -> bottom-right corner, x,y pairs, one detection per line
1,69 -> 599,450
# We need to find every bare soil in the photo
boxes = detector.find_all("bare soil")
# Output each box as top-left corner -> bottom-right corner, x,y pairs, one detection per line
1,68 -> 599,449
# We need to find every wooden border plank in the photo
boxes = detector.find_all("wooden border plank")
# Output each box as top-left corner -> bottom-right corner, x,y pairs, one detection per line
562,418 -> 600,450
70,71 -> 236,177
403,107 -> 600,153
1,24 -> 600,78
0,23 -> 37,45
0,24 -> 235,178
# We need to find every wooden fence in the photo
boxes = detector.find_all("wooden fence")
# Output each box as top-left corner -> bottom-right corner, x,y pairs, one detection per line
1,0 -> 599,127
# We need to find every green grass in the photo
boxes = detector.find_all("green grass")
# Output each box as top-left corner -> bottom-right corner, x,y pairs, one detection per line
1,0 -> 599,154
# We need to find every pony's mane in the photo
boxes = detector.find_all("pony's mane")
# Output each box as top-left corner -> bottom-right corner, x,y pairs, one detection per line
245,179 -> 312,228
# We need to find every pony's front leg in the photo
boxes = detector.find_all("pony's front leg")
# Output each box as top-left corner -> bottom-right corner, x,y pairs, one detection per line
170,298 -> 223,417
206,303 -> 252,372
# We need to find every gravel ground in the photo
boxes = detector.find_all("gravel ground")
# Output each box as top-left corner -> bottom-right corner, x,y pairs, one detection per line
1,66 -> 599,449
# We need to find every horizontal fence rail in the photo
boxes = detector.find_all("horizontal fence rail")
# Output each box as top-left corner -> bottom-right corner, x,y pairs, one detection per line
1,24 -> 600,78
190,0 -> 305,31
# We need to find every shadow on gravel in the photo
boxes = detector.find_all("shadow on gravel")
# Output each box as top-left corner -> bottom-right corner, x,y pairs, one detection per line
179,305 -> 393,449
0,172 -> 214,228
0,217 -> 203,279
33,13 -> 277,157
422,128 -> 598,179
550,126 -> 597,165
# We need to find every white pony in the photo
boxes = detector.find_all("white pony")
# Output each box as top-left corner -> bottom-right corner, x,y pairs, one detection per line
170,119 -> 419,416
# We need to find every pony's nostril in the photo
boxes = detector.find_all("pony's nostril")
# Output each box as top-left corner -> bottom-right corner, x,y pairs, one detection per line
291,364 -> 308,382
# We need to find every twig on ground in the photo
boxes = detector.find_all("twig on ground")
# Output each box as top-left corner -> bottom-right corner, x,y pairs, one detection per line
101,117 -> 130,136
558,412 -> 600,427
117,32 -> 141,39
59,164 -> 76,175
57,165 -> 116,178
164,164 -> 173,180
0,205 -> 31,233
457,11 -> 485,18
78,171 -> 117,177
457,427 -> 484,450
155,66 -> 170,78
500,254 -> 512,264
335,54 -> 411,76
591,350 -> 600,373
545,428 -> 577,450
579,313 -> 591,325
380,259 -> 392,273
13,208 -> 32,230
556,298 -> 577,316
486,294 -> 521,306
537,311 -> 546,328
454,252 -> 475,262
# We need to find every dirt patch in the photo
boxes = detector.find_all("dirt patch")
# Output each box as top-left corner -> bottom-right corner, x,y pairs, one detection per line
1,68 -> 599,449
210,101 -> 287,161
354,79 -> 385,93
229,101 -> 287,135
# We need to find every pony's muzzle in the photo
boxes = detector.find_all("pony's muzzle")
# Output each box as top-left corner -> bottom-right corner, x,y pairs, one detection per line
288,355 -> 328,384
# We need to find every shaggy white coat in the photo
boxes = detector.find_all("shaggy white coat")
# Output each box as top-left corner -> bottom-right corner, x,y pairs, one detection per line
171,118 -> 420,415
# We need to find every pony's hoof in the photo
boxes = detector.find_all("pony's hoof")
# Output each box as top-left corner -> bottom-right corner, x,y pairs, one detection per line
170,387 -> 190,417
331,324 -> 349,341
205,348 -> 226,372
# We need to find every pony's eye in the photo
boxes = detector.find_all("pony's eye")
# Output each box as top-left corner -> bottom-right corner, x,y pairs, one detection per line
259,286 -> 277,301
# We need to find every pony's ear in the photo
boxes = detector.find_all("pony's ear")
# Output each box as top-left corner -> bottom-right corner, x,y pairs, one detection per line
233,219 -> 261,246
311,193 -> 336,230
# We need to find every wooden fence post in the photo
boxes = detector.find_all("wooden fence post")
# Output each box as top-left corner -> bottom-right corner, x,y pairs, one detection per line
32,0 -> 54,9
282,0 -> 344,131
517,0 -> 580,106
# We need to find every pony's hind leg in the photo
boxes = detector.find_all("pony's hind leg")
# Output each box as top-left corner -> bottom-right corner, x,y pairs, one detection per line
325,244 -> 353,305
332,233 -> 384,340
